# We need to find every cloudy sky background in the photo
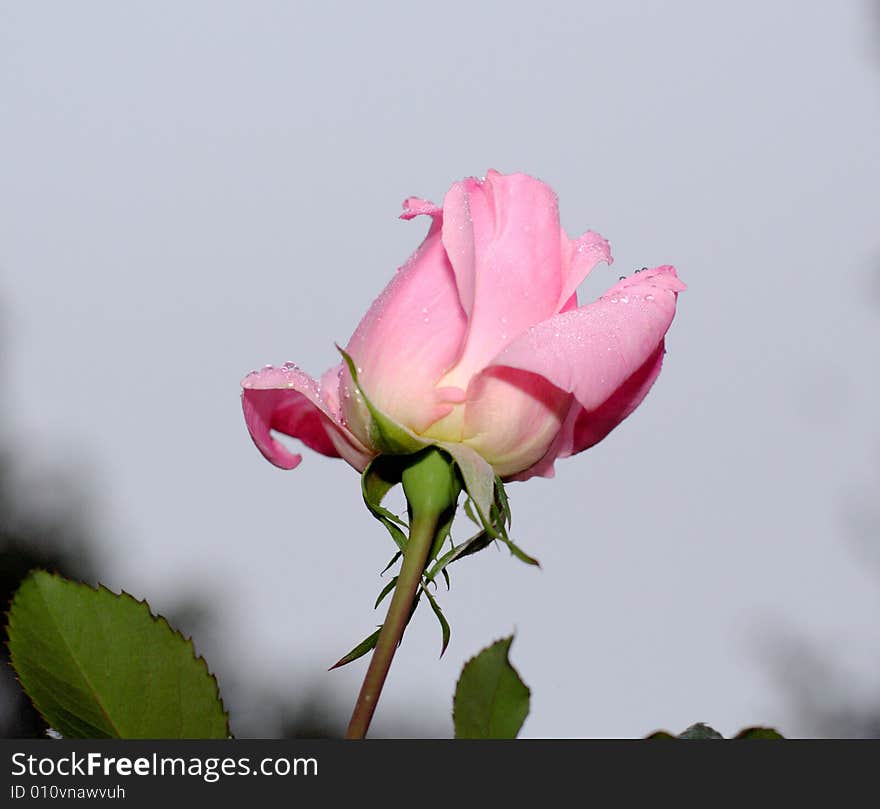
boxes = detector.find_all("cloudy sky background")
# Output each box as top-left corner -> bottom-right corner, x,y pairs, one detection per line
2,1 -> 879,737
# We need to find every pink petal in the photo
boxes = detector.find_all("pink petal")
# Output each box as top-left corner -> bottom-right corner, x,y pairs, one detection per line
492,265 -> 685,479
508,342 -> 665,482
462,366 -> 572,478
559,292 -> 579,313
343,200 -> 467,434
400,196 -> 441,220
557,230 -> 613,311
439,171 -> 566,387
241,364 -> 372,472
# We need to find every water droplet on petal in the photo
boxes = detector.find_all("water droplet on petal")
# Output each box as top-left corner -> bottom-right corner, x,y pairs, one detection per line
262,364 -> 273,371
619,275 -> 626,280
620,296 -> 629,304
610,297 -> 618,303
646,294 -> 655,302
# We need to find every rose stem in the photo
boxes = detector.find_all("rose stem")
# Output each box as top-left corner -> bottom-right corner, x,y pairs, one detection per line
345,509 -> 438,739
346,448 -> 458,740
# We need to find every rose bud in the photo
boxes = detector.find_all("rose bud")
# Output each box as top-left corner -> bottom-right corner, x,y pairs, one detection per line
242,170 -> 684,483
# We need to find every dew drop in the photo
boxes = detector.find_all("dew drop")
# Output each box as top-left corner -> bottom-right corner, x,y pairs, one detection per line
262,364 -> 273,371
619,275 -> 626,281
610,297 -> 618,303
646,294 -> 655,302
620,296 -> 629,304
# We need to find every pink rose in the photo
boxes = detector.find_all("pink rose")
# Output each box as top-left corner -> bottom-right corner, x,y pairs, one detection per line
242,170 -> 684,491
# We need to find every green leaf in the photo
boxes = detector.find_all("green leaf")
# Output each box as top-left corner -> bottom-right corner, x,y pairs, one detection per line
453,636 -> 530,739
734,726 -> 785,739
329,628 -> 382,670
677,723 -> 724,739
7,571 -> 228,739
647,724 -> 784,740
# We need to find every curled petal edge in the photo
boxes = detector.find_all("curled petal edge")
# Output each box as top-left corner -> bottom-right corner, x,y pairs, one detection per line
493,265 -> 685,481
241,365 -> 373,472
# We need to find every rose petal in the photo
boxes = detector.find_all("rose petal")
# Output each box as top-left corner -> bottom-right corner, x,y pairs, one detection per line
508,342 -> 665,481
241,364 -> 372,472
439,171 -> 565,388
400,196 -> 441,220
343,201 -> 466,434
462,366 -> 572,478
490,266 -> 685,479
557,230 -> 613,311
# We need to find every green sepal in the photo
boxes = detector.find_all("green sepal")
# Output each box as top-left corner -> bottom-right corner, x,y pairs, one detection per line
438,442 -> 495,528
329,627 -> 382,670
338,348 -> 426,455
494,474 -> 512,528
374,576 -> 399,610
497,533 -> 541,568
426,526 -> 494,584
427,501 -> 456,565
361,456 -> 408,554
463,498 -> 480,527
380,551 -> 402,575
419,583 -> 451,657
440,568 -> 451,591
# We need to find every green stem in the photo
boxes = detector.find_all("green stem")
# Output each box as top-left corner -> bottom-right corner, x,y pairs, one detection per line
345,509 -> 438,739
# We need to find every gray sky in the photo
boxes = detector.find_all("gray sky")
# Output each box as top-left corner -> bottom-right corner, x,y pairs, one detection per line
2,1 -> 879,737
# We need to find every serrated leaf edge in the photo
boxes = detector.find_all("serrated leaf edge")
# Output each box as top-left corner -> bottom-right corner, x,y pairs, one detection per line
6,569 -> 230,739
